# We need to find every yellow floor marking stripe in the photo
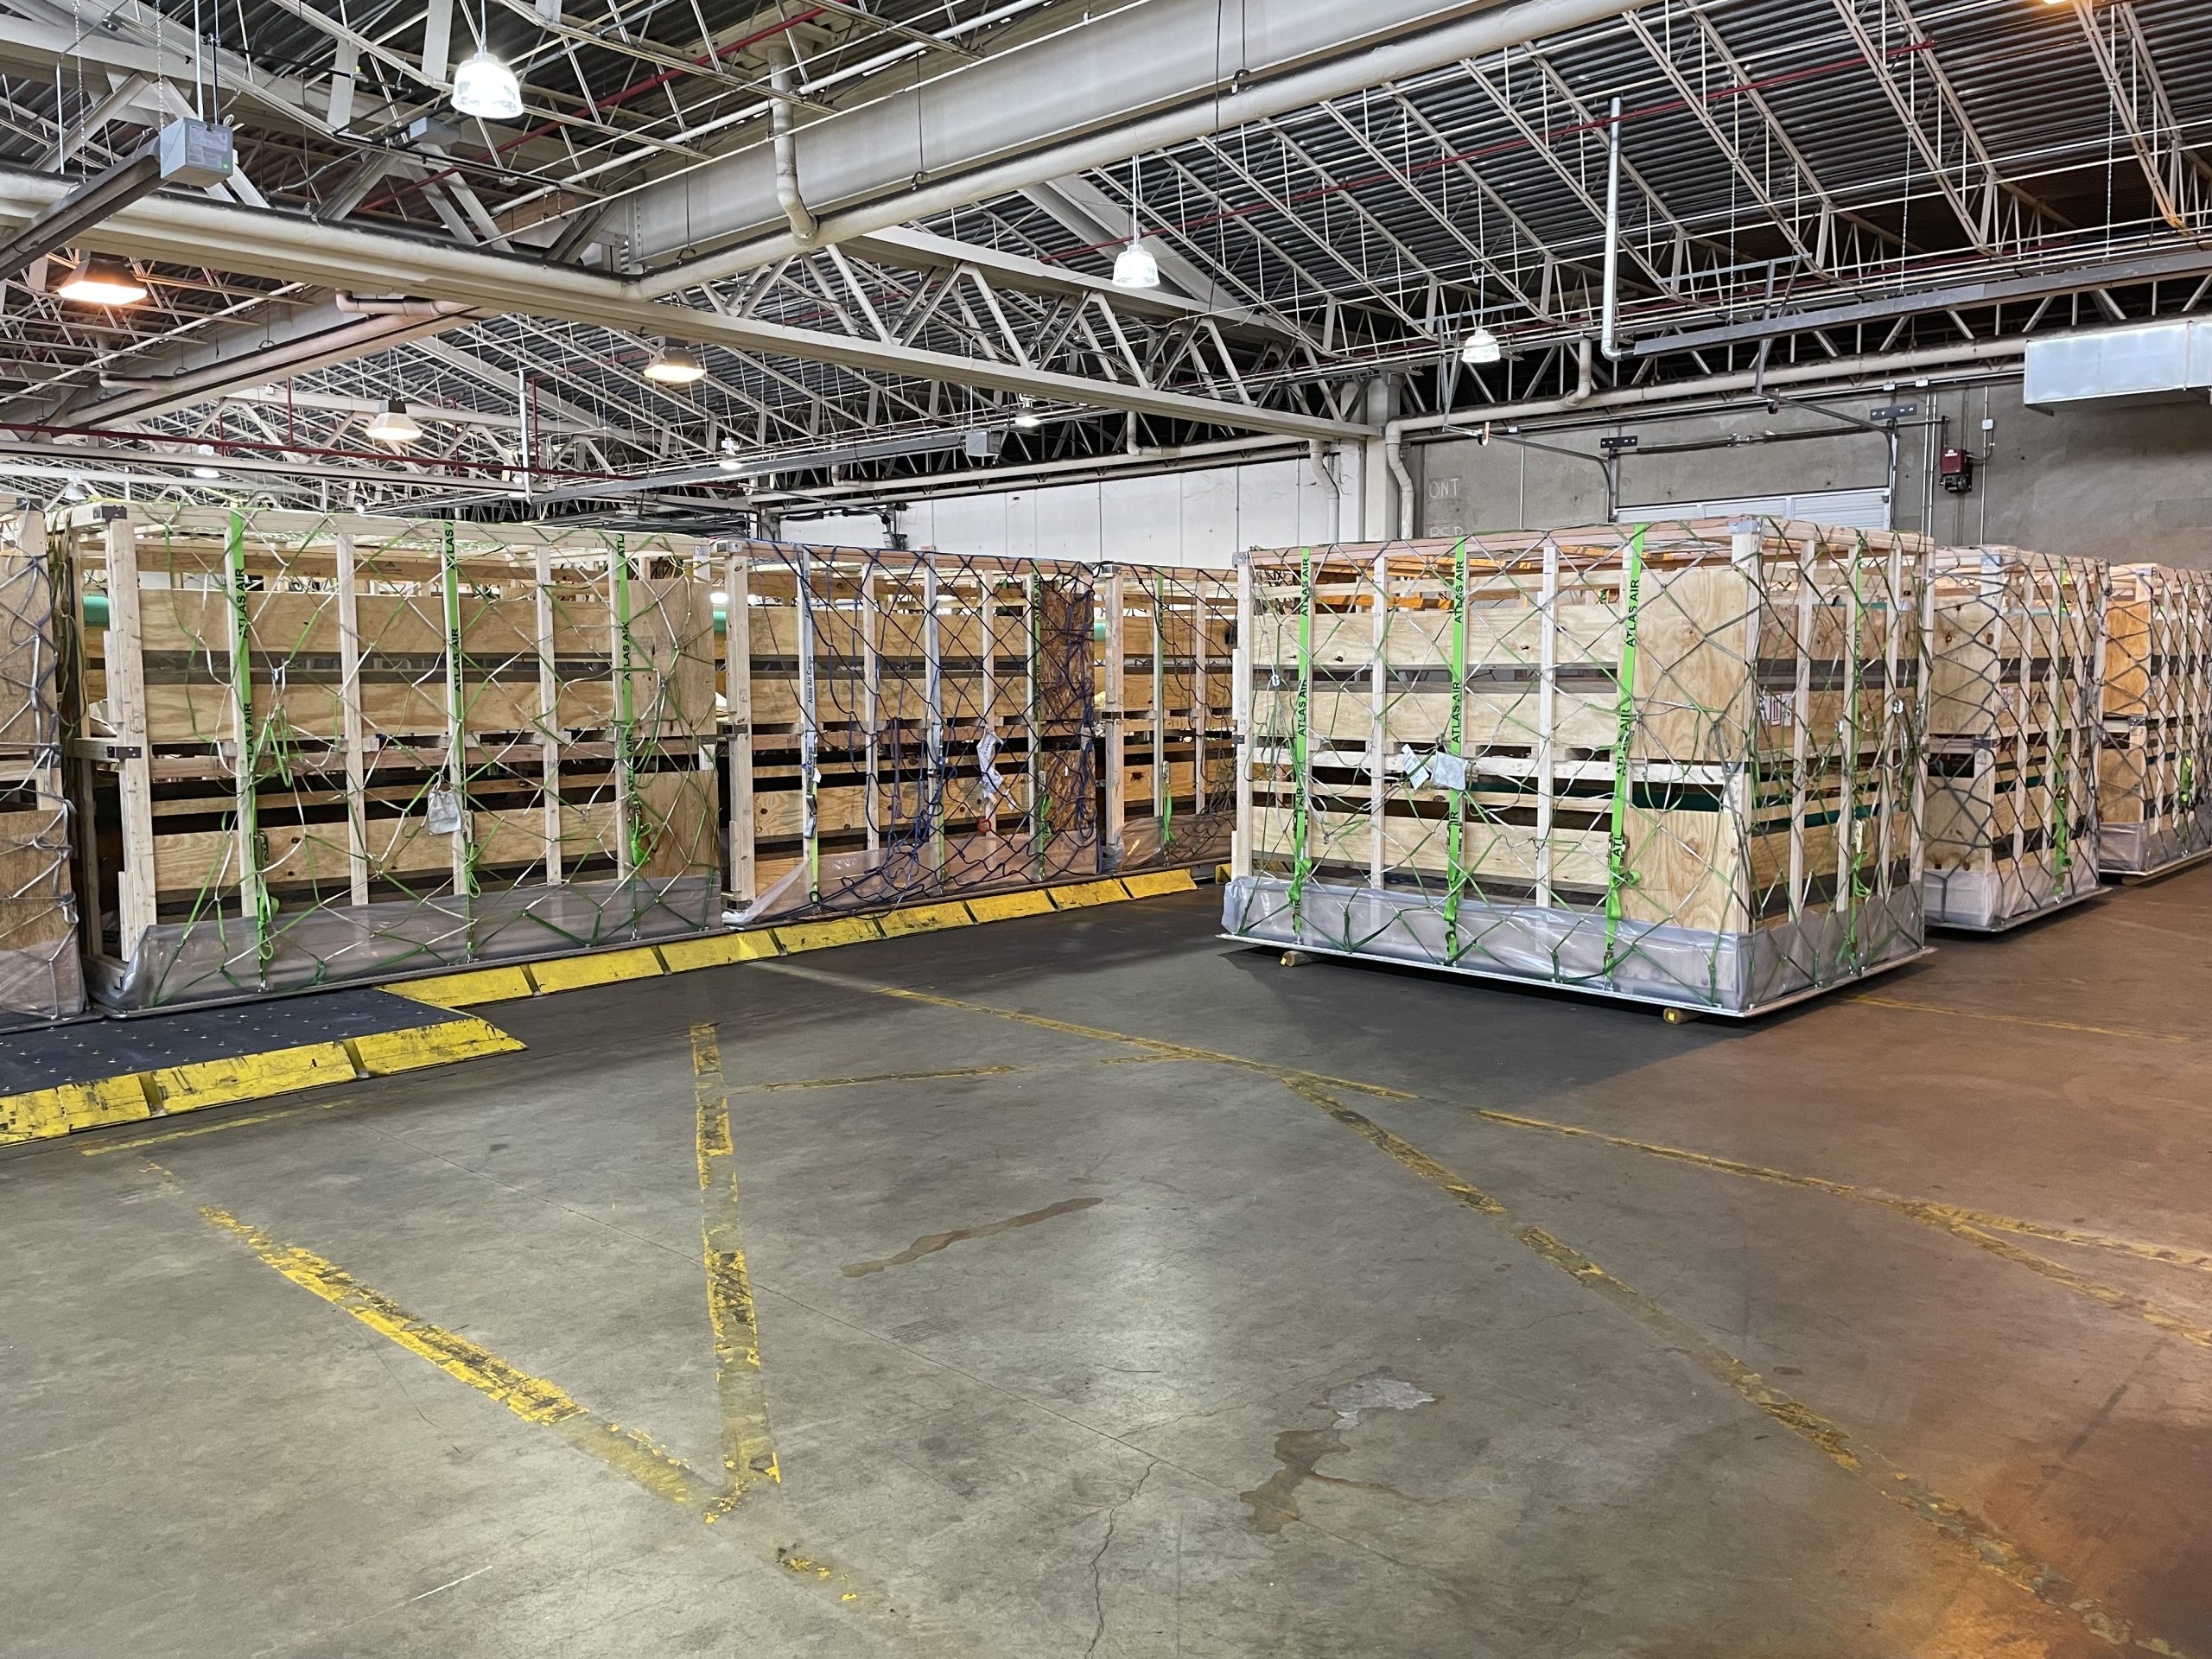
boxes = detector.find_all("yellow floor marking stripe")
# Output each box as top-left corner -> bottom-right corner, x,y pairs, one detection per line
1471,1108 -> 2212,1341
731,1065 -> 1023,1096
200,1204 -> 723,1510
1281,1079 -> 2183,1657
0,1074 -> 154,1145
1121,868 -> 1198,899
964,889 -> 1057,922
1844,994 -> 2191,1046
349,1018 -> 524,1077
79,1103 -> 326,1154
530,946 -> 664,994
761,961 -> 1412,1102
391,965 -> 537,1008
691,1024 -> 779,1518
151,1041 -> 358,1114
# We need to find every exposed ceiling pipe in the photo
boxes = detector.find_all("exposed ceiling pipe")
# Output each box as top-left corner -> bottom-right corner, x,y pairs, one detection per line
1600,94 -> 1628,364
767,43 -> 819,246
334,291 -> 473,317
628,0 -> 1674,298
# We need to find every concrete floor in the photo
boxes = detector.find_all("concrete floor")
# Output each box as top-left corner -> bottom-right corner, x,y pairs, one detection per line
5,875 -> 2211,1659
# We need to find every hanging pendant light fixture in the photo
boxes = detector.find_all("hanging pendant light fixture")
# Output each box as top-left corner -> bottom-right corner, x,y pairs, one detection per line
365,398 -> 423,444
452,0 -> 524,119
642,342 -> 707,385
1112,156 -> 1160,289
191,443 -> 222,480
1459,326 -> 1503,366
57,253 -> 148,306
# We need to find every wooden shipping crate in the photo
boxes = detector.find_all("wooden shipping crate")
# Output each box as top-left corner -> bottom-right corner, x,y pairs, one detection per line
1228,519 -> 1930,1015
720,541 -> 1099,920
1922,549 -> 2105,929
2098,563 -> 2212,875
1097,564 -> 1238,872
0,510 -> 84,1021
53,505 -> 721,1007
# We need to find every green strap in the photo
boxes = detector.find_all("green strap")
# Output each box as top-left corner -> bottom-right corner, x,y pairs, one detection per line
224,510 -> 273,968
1445,539 -> 1468,961
1290,546 -> 1314,929
1030,573 -> 1050,864
2050,566 -> 2071,887
609,532 -> 645,878
1153,571 -> 1172,849
441,521 -> 480,898
1603,529 -> 1645,977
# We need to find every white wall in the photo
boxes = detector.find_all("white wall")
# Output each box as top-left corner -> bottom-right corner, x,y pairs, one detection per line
781,455 -> 1347,568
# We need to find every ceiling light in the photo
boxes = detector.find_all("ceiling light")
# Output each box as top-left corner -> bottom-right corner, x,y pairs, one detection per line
365,398 -> 423,444
1013,402 -> 1042,429
1459,327 -> 1503,366
57,254 -> 148,306
191,444 -> 221,480
1112,240 -> 1160,289
642,343 -> 707,385
452,51 -> 524,120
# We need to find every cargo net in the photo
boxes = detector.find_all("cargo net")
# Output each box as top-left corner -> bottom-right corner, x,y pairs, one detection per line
2099,562 -> 2212,876
0,515 -> 83,1022
1227,520 -> 1929,1014
1924,549 -> 2106,929
86,505 -> 719,1007
731,541 -> 1097,921
1104,565 -> 1238,873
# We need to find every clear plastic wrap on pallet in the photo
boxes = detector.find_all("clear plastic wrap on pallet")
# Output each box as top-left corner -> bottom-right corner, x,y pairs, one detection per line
1923,547 -> 2107,930
59,505 -> 721,1009
1,508 -> 84,1024
720,540 -> 1098,923
2098,563 -> 2212,878
1224,518 -> 1931,1016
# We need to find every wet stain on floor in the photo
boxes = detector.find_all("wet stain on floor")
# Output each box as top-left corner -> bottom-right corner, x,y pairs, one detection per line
1242,1370 -> 1438,1535
842,1195 -> 1103,1277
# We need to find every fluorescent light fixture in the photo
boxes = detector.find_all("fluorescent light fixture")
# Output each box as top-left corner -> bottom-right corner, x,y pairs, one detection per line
452,51 -> 524,120
1112,240 -> 1160,289
642,343 -> 707,385
365,398 -> 423,444
57,254 -> 148,306
191,444 -> 221,480
1459,327 -> 1503,366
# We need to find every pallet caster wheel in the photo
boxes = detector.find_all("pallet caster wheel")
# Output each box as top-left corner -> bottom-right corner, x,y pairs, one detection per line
1281,950 -> 1314,968
1661,1007 -> 1703,1026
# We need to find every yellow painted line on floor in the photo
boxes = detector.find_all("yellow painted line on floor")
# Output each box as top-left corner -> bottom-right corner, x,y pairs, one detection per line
690,1024 -> 779,1518
391,964 -> 537,1009
200,1204 -> 724,1509
1471,1107 -> 2212,1339
1279,1077 -> 2183,1657
760,959 -> 1412,1102
529,945 -> 664,994
0,1074 -> 154,1145
79,1103 -> 326,1154
348,1017 -> 524,1077
151,1041 -> 359,1115
1475,1109 -> 2212,1278
730,1065 -> 1024,1096
1844,993 -> 2191,1046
